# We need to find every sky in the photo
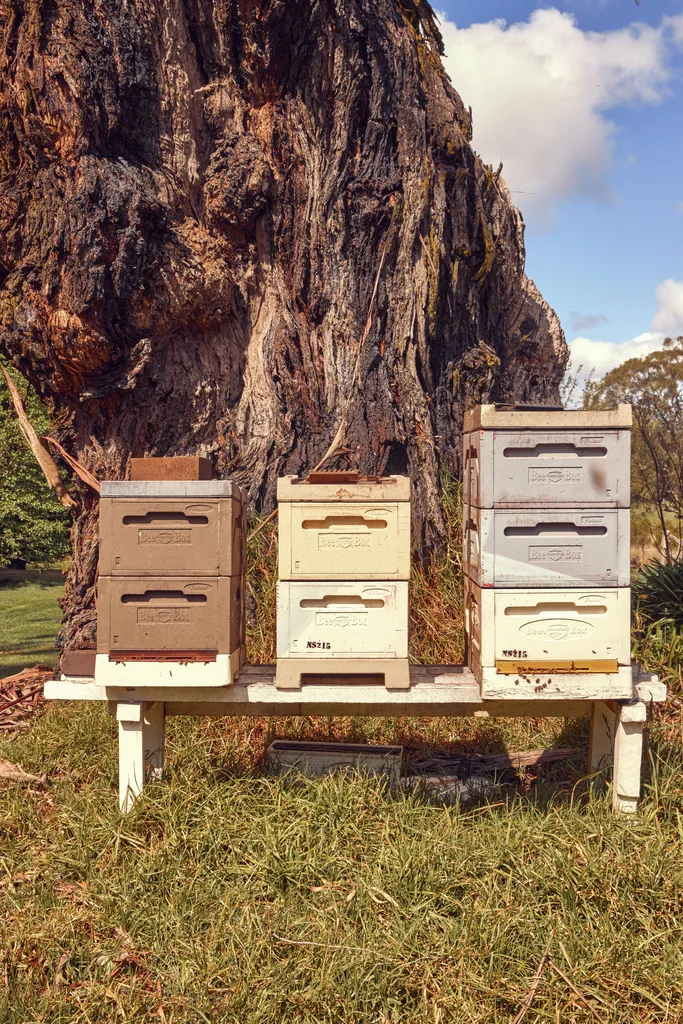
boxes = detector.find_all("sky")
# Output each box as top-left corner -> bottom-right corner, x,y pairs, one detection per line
435,0 -> 683,385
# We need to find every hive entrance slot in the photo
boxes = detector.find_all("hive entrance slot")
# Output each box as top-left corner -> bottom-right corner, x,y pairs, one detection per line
502,443 -> 607,458
302,516 -> 387,531
121,511 -> 209,525
504,602 -> 607,616
503,523 -> 607,537
300,595 -> 385,609
121,591 -> 208,604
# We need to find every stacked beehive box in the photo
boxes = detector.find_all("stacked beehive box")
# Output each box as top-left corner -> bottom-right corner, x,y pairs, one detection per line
463,405 -> 633,698
276,473 -> 411,690
96,458 -> 247,685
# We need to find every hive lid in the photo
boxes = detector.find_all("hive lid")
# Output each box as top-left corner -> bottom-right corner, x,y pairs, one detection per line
463,403 -> 632,432
100,480 -> 247,499
130,456 -> 213,481
277,474 -> 411,502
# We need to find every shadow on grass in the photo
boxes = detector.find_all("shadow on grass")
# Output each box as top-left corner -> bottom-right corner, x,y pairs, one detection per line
0,569 -> 65,590
173,710 -> 593,817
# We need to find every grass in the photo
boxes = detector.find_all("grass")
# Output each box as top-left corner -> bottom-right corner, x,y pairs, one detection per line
0,569 -> 64,677
1,703 -> 682,1022
2,492 -> 683,1019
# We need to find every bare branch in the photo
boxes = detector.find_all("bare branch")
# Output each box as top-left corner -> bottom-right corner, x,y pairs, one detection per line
0,365 -> 77,510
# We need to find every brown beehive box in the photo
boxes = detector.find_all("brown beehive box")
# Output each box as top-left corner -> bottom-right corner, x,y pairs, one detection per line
98,481 -> 247,577
96,575 -> 243,656
130,456 -> 213,481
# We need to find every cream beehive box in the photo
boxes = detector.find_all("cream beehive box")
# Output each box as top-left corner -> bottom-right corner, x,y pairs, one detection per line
277,474 -> 410,580
464,578 -> 631,675
463,405 -> 631,509
464,507 -> 630,588
276,581 -> 409,660
99,481 -> 247,577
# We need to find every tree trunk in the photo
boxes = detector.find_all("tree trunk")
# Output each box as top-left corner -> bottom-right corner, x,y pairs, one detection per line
0,0 -> 567,650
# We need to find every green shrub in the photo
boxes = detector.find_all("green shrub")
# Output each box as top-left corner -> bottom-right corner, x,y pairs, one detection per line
0,361 -> 71,568
632,559 -> 683,629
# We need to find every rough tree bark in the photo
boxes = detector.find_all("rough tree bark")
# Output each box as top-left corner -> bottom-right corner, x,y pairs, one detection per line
0,0 -> 567,649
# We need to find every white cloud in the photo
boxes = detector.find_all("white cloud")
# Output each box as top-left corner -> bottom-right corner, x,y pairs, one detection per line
438,9 -> 683,224
570,311 -> 608,332
568,331 -> 666,383
651,279 -> 683,336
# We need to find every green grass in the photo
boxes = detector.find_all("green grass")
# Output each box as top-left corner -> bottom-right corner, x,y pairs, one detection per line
0,569 -> 64,677
0,703 -> 682,1022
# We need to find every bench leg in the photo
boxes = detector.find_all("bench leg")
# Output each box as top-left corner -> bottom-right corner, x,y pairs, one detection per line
144,701 -> 165,781
589,701 -> 616,774
116,701 -> 166,813
613,705 -> 645,814
117,702 -> 145,814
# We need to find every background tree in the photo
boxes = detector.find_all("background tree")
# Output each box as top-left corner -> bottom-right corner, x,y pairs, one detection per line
0,360 -> 71,569
585,336 -> 683,562
0,0 -> 567,648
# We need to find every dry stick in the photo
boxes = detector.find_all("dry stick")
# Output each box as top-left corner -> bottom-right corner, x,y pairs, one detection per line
0,685 -> 44,715
41,435 -> 100,494
311,244 -> 387,474
1,365 -> 77,509
512,929 -> 555,1024
0,667 -> 50,684
548,958 -> 607,1024
274,935 -> 371,954
247,507 -> 279,543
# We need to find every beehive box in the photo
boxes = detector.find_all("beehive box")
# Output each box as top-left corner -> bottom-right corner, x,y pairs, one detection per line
464,507 -> 630,588
464,579 -> 631,674
99,481 -> 247,576
97,575 -> 243,655
278,502 -> 410,580
276,581 -> 409,660
463,405 -> 631,508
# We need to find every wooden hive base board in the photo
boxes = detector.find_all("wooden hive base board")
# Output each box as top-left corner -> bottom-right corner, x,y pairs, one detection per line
275,658 -> 410,691
478,662 -> 634,700
94,647 -> 245,687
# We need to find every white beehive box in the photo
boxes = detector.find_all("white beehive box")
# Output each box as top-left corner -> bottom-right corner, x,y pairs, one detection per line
464,507 -> 630,588
276,581 -> 408,659
463,405 -> 631,508
278,501 -> 410,580
464,579 -> 631,672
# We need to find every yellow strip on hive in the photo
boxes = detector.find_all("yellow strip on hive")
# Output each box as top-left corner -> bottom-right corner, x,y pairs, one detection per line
495,660 -> 619,675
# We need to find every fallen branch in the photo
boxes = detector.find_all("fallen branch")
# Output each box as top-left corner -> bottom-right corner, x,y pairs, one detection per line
512,929 -> 554,1024
0,666 -> 51,685
473,748 -> 580,773
1,364 -> 77,509
41,436 -> 100,494
0,758 -> 46,786
0,685 -> 45,714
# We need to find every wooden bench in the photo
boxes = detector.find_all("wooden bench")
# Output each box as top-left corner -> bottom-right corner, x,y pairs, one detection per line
45,664 -> 665,814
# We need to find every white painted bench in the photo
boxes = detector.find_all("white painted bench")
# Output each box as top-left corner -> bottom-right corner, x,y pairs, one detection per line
45,665 -> 666,814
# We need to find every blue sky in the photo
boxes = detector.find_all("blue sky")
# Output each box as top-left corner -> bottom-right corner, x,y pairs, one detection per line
436,0 -> 683,380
